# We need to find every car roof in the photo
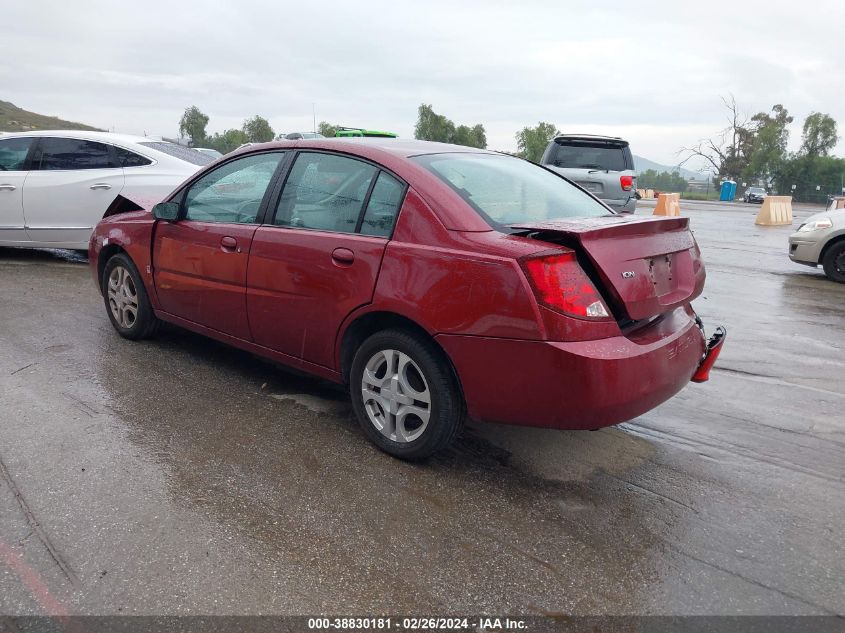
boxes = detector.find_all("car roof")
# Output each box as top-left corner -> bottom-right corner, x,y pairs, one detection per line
231,137 -> 497,160
224,138 -> 502,233
0,130 -> 171,145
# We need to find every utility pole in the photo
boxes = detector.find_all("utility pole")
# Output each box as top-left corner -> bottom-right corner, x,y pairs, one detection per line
312,103 -> 316,134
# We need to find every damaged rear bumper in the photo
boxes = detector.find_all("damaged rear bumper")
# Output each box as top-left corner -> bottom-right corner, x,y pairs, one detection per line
691,324 -> 726,383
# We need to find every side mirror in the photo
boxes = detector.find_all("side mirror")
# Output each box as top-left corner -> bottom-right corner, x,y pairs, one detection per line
152,201 -> 180,221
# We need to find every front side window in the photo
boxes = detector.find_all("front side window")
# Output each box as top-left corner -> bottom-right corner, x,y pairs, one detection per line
183,152 -> 285,224
35,138 -> 113,170
274,152 -> 377,233
413,153 -> 611,229
0,137 -> 34,171
359,172 -> 405,237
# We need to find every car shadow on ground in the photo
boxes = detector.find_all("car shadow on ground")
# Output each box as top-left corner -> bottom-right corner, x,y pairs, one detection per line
0,246 -> 88,264
119,323 -> 656,486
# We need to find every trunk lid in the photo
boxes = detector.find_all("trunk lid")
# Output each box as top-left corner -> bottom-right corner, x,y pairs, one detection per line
511,215 -> 705,321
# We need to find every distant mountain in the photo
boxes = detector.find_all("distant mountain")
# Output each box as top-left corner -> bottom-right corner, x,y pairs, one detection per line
633,155 -> 709,181
0,100 -> 103,132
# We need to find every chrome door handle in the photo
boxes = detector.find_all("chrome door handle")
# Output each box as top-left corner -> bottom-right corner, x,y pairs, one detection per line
0,184 -> 16,191
90,183 -> 112,190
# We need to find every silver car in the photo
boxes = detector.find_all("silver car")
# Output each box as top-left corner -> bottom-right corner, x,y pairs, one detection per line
541,134 -> 637,213
788,208 -> 845,282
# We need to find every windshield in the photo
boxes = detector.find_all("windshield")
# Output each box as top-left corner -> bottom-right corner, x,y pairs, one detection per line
748,187 -> 765,193
413,153 -> 612,228
139,141 -> 215,166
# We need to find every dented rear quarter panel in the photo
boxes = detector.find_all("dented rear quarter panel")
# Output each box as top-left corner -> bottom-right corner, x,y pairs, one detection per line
364,189 -> 545,341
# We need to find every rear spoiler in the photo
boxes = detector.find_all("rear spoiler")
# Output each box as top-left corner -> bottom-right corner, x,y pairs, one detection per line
554,136 -> 629,148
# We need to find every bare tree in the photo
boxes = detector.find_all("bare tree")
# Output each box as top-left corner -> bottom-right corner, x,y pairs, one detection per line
678,95 -> 755,180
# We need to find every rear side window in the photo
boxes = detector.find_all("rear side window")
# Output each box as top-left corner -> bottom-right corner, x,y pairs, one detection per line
0,137 -> 34,171
35,138 -> 113,170
414,153 -> 609,228
274,152 -> 377,233
360,172 -> 405,237
114,146 -> 152,167
550,141 -> 629,171
139,141 -> 214,166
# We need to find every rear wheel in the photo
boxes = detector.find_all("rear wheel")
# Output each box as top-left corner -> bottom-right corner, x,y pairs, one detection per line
350,329 -> 464,460
822,241 -> 845,283
102,253 -> 161,339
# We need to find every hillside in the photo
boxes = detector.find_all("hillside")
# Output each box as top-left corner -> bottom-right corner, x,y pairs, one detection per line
0,100 -> 103,132
633,155 -> 708,180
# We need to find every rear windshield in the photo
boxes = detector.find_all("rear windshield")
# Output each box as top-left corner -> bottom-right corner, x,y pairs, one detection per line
138,141 -> 214,166
550,140 -> 629,171
413,153 -> 612,228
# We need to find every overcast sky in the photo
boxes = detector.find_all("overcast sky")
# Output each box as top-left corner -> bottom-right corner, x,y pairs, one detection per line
2,0 -> 844,170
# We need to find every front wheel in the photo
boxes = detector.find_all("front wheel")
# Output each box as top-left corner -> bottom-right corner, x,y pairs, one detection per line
102,253 -> 161,339
822,241 -> 845,283
350,329 -> 465,460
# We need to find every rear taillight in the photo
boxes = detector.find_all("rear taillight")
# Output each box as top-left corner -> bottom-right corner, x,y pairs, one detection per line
522,252 -> 612,320
620,175 -> 634,191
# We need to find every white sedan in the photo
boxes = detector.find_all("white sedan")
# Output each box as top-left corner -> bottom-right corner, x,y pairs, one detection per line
0,131 -> 213,250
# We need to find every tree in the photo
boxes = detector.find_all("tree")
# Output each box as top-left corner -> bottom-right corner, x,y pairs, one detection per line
317,121 -> 338,138
774,154 -> 845,202
207,128 -> 249,154
470,124 -> 487,150
800,112 -> 838,157
413,104 -> 486,148
178,106 -> 209,147
242,115 -> 275,143
515,122 -> 559,162
744,104 -> 793,183
636,169 -> 688,192
678,95 -> 755,181
414,104 -> 455,143
452,124 -> 487,149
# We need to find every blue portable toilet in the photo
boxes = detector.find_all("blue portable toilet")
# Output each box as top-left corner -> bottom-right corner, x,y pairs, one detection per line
719,180 -> 737,201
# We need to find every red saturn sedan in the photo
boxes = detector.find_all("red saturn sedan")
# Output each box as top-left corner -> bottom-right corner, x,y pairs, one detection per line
89,138 -> 725,459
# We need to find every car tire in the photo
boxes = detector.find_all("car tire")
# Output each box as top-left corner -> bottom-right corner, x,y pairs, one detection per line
821,241 -> 845,283
102,253 -> 161,339
349,329 -> 465,460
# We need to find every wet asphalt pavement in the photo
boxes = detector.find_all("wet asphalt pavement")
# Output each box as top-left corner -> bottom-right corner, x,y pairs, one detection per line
0,200 -> 842,617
